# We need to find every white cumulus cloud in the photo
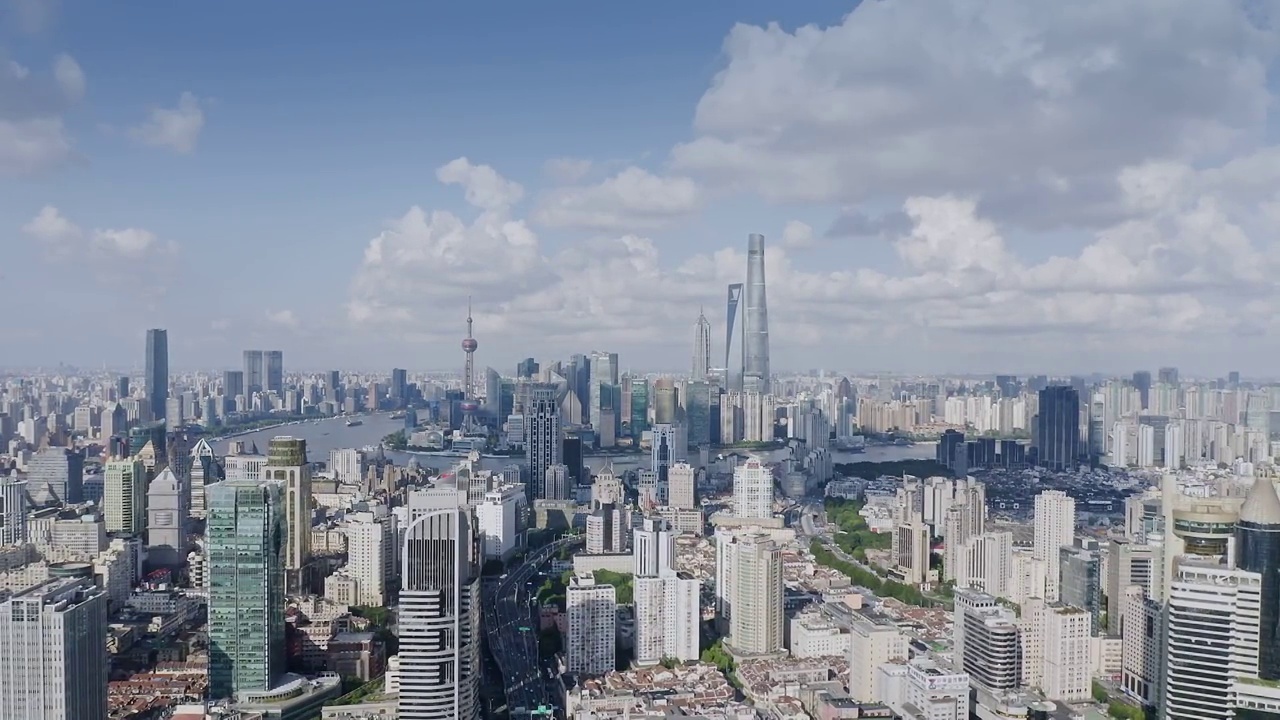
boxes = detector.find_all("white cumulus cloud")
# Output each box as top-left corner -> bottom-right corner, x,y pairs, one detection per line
0,51 -> 86,175
130,91 -> 206,154
22,203 -> 80,243
92,227 -> 159,257
534,166 -> 702,231
52,53 -> 83,101
436,157 -> 524,211
671,0 -> 1273,230
265,309 -> 300,329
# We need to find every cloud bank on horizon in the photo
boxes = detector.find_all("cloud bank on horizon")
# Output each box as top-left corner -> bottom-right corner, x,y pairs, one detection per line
7,0 -> 1280,374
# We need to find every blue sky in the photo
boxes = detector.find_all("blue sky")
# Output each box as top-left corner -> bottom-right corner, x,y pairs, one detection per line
5,1 -> 1280,376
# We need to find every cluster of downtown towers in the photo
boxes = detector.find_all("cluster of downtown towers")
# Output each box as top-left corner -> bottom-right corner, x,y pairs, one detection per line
144,329 -> 283,421
114,232 -> 778,715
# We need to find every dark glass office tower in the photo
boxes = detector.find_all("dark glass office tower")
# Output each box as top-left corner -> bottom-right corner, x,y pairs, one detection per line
145,329 -> 168,422
1132,370 -> 1152,410
390,368 -> 408,400
222,370 -> 244,411
264,350 -> 284,394
243,350 -> 264,395
328,371 -> 342,399
516,358 -> 539,379
1035,386 -> 1080,472
117,375 -> 130,400
1237,477 -> 1280,680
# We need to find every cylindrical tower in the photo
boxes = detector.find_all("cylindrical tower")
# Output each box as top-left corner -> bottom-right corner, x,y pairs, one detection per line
1237,477 -> 1280,680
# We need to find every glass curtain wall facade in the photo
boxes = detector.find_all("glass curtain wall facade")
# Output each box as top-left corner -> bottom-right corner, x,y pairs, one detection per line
207,480 -> 286,698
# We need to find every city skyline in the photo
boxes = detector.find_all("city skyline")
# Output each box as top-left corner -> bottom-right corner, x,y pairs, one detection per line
5,1 -> 1280,373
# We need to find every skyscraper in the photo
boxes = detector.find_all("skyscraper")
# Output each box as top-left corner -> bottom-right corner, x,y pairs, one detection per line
223,370 -> 244,410
685,381 -> 712,446
1132,370 -> 1152,410
244,350 -> 264,395
264,350 -> 284,394
667,462 -> 696,510
261,437 -> 311,594
1162,563 -> 1261,720
0,578 -> 108,720
27,446 -> 83,505
633,518 -> 675,578
728,534 -> 783,655
390,368 -> 409,401
146,467 -> 187,568
524,383 -> 561,502
1236,477 -> 1280,680
733,457 -> 773,520
588,351 -> 619,434
1034,490 -> 1077,602
399,490 -> 481,720
516,357 -> 539,379
0,474 -> 28,545
145,328 -> 168,422
742,234 -> 771,394
650,423 -> 687,486
326,370 -> 342,405
725,283 -> 743,384
566,574 -> 616,676
1035,386 -> 1081,472
629,378 -> 649,439
207,479 -> 286,698
692,309 -> 711,381
104,458 -> 146,536
633,522 -> 699,667
652,379 -> 677,425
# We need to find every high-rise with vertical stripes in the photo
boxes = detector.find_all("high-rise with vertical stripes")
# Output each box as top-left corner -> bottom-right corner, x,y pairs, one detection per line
0,578 -> 108,720
398,489 -> 480,720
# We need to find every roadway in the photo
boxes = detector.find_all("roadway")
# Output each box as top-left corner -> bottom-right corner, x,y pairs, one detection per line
483,535 -> 583,718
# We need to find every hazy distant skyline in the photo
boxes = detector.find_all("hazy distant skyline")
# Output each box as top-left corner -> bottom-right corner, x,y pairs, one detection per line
5,1 -> 1280,374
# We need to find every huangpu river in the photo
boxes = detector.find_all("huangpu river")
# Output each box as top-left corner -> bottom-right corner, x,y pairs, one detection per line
217,411 -> 934,472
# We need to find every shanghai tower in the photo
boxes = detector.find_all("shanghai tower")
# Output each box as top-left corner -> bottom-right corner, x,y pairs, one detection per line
742,233 -> 770,393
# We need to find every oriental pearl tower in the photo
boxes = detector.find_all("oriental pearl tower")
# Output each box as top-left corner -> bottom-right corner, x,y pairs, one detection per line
461,297 -> 480,431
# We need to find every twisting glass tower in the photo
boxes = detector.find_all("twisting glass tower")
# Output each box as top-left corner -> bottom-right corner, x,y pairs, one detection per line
742,233 -> 771,393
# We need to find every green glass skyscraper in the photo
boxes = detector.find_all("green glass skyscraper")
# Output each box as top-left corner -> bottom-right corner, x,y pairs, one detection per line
630,378 -> 649,439
207,479 -> 286,699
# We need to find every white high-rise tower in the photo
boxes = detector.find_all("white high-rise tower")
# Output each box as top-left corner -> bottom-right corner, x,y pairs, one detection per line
733,457 -> 773,520
398,490 -> 480,720
0,578 -> 109,720
1034,490 -> 1076,602
0,473 -> 28,545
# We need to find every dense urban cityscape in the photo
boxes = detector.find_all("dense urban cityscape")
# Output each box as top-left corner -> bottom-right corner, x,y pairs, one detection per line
3,225 -> 1280,720
8,2 -> 1280,720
